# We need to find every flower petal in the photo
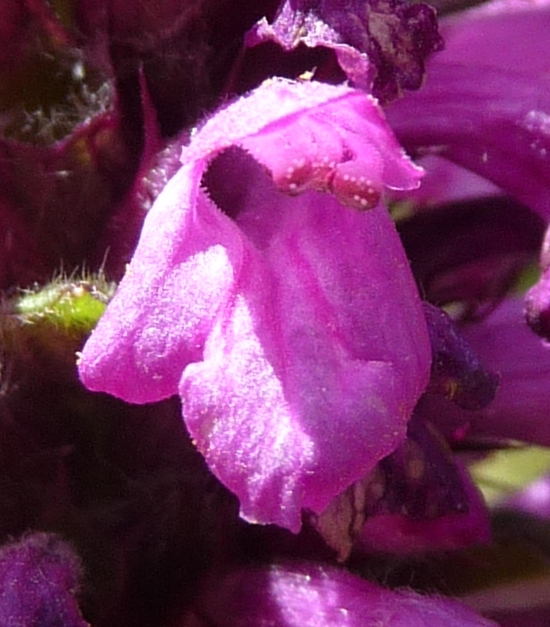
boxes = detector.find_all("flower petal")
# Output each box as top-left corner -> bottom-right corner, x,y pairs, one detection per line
440,0 -> 550,76
182,184 -> 430,530
187,78 -> 424,199
79,162 -> 243,403
386,3 -> 550,219
80,79 -> 430,530
245,0 -> 443,101
191,562 -> 498,627
525,227 -> 550,341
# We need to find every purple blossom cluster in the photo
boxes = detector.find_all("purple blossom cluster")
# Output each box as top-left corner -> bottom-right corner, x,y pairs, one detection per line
1,0 -> 550,625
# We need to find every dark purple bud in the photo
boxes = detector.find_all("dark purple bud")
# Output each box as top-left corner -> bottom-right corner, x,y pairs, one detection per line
417,298 -> 550,448
423,302 -> 499,410
241,0 -> 443,102
0,532 -> 88,626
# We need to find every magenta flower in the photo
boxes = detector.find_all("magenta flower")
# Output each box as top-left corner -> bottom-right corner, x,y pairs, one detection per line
7,0 -> 550,623
79,78 -> 431,531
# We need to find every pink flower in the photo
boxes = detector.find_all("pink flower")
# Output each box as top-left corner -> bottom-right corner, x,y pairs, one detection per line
79,78 -> 431,531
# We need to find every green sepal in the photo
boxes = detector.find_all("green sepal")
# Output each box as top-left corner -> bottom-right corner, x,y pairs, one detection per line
14,275 -> 115,335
